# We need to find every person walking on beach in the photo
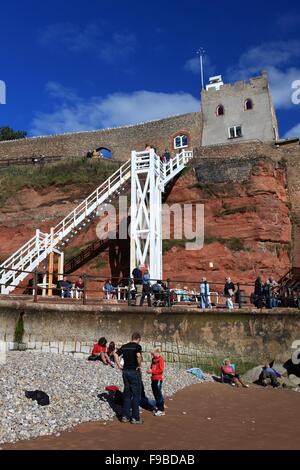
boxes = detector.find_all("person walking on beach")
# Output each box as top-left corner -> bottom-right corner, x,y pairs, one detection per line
115,332 -> 143,424
147,348 -> 165,416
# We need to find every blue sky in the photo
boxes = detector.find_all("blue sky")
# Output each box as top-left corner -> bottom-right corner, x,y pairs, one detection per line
0,0 -> 299,138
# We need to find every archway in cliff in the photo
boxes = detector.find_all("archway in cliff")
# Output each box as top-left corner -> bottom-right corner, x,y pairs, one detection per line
96,147 -> 111,159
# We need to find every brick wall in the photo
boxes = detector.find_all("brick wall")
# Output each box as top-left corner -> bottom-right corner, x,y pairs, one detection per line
0,113 -> 202,161
201,73 -> 278,146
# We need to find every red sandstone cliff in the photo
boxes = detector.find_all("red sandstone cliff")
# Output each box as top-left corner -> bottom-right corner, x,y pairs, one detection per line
0,144 -> 295,292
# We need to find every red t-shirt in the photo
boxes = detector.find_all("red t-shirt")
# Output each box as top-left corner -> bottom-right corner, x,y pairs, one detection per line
92,344 -> 106,355
75,280 -> 84,289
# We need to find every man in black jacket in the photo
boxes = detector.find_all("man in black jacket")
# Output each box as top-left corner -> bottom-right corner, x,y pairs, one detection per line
254,276 -> 264,308
115,332 -> 143,424
132,266 -> 143,306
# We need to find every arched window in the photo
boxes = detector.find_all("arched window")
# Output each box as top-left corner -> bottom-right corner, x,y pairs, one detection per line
216,105 -> 224,116
245,99 -> 253,110
174,134 -> 188,149
97,147 -> 111,159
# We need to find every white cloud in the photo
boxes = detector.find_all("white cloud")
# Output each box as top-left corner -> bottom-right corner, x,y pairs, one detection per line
39,23 -> 137,63
227,40 -> 300,110
278,13 -> 300,30
184,55 -> 216,78
265,66 -> 300,109
39,23 -> 101,52
233,40 -> 300,71
30,84 -> 199,135
45,81 -> 79,102
98,33 -> 137,63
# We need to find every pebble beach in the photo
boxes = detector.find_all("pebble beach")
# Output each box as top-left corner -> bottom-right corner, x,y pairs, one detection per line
0,351 -> 206,445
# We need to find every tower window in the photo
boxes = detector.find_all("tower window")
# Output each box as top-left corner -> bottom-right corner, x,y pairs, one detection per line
174,134 -> 188,149
245,99 -> 253,110
228,126 -> 242,139
216,105 -> 224,116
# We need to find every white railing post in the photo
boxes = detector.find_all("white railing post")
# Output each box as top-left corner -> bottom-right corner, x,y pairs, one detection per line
0,341 -> 6,365
35,229 -> 40,257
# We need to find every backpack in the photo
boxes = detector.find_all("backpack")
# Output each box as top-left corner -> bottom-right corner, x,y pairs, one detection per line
114,390 -> 124,406
152,283 -> 160,293
25,390 -> 50,406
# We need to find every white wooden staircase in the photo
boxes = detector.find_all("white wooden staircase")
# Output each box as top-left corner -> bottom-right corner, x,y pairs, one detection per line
0,149 -> 192,294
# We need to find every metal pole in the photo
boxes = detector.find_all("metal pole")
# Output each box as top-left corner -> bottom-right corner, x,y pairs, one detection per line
237,283 -> 242,309
197,47 -> 205,91
167,278 -> 171,307
83,273 -> 87,305
128,277 -> 131,307
33,268 -> 38,303
200,53 -> 204,90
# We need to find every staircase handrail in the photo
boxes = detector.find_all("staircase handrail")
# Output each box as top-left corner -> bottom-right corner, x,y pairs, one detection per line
0,231 -> 49,271
52,159 -> 131,242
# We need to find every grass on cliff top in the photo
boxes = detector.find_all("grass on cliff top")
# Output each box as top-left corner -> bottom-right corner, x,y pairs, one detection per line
0,158 -> 120,204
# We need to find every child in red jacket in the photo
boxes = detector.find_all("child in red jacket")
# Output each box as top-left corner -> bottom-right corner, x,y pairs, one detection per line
147,348 -> 165,416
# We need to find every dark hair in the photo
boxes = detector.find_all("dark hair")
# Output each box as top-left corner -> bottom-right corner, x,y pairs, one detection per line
107,341 -> 115,355
98,337 -> 107,346
131,332 -> 141,341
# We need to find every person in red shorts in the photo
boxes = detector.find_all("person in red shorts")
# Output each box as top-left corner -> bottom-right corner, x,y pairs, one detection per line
88,337 -> 114,366
147,348 -> 165,416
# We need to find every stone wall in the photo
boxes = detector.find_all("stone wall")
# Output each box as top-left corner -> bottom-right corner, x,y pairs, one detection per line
1,300 -> 300,372
284,153 -> 300,266
0,113 -> 202,161
201,73 -> 278,146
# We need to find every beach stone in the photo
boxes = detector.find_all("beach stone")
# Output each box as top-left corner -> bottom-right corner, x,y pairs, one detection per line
241,366 -> 263,383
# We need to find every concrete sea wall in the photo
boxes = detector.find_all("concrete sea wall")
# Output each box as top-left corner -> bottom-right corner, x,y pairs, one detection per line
1,300 -> 300,372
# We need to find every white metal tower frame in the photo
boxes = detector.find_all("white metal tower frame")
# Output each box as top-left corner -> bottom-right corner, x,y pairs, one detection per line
130,149 -> 164,281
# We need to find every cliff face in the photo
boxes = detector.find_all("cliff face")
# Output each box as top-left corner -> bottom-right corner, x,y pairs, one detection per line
163,154 -> 291,285
0,143 -> 295,290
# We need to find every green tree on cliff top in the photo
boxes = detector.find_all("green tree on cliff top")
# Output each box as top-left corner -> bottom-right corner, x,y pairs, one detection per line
0,126 -> 27,141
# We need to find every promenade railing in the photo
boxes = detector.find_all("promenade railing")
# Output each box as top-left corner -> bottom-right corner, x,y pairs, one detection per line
0,266 -> 299,310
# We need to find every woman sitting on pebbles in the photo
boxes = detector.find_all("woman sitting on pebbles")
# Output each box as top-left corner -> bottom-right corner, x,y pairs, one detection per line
88,337 -> 115,367
221,359 -> 249,388
106,341 -> 119,364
